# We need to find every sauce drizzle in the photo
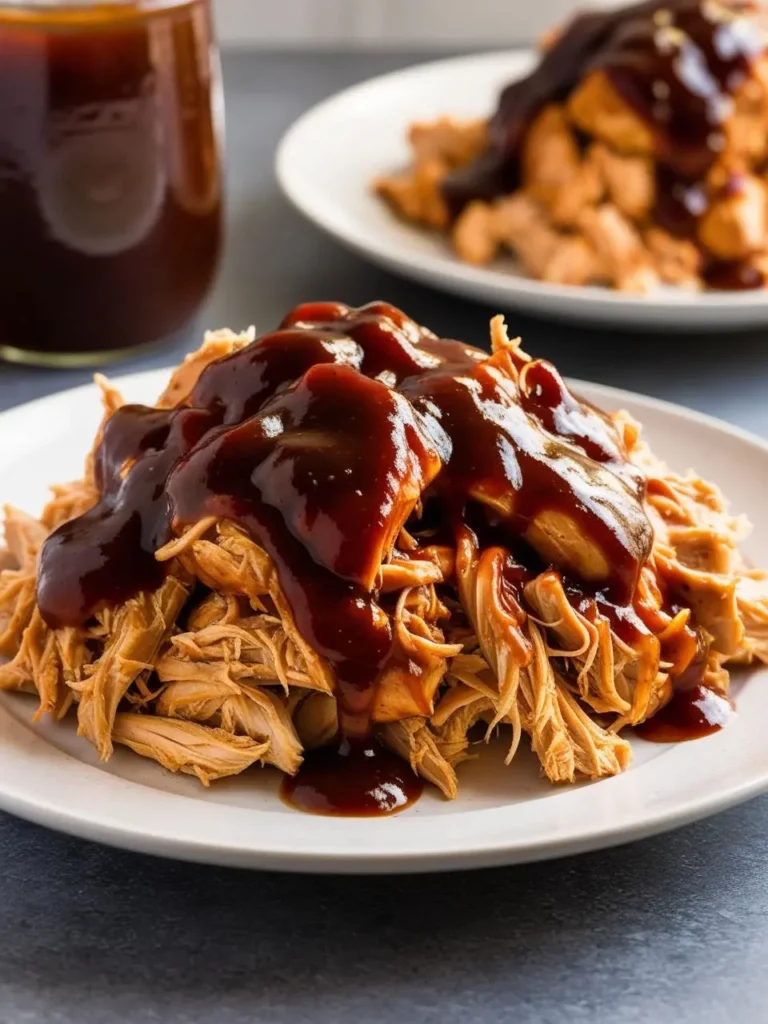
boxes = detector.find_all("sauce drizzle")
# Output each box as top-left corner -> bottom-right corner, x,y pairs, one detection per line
36,301 -> 669,814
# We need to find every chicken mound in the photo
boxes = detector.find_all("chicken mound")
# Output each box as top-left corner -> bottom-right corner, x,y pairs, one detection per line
376,1 -> 768,292
1,316 -> 766,800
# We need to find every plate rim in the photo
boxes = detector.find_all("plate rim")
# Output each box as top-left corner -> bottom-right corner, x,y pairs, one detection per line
275,48 -> 768,330
1,367 -> 768,874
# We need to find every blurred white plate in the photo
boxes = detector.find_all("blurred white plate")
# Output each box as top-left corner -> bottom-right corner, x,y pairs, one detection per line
277,50 -> 768,331
1,370 -> 767,872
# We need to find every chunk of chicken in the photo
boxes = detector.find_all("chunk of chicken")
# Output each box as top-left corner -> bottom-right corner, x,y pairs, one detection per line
409,117 -> 489,168
699,175 -> 768,259
523,105 -> 604,226
492,193 -> 600,285
112,713 -> 269,785
568,69 -> 654,155
379,717 -> 458,799
591,143 -> 655,221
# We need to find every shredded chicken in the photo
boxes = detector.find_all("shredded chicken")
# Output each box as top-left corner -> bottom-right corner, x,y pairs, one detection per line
2,311 -> 767,804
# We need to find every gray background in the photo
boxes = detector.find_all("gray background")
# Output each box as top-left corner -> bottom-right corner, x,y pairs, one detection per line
2,52 -> 768,1024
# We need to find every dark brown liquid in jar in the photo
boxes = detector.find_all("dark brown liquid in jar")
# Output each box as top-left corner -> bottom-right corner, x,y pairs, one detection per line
0,0 -> 222,363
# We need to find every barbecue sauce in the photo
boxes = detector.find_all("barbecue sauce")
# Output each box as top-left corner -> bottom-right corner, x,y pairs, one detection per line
281,737 -> 423,817
442,0 -> 764,289
636,684 -> 733,741
0,0 -> 222,360
37,301 -> 662,814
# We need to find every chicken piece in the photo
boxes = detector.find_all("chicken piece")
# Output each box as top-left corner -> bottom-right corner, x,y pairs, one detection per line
160,609 -> 327,694
443,651 -> 499,701
645,469 -> 750,571
526,509 -> 611,585
522,105 -> 604,227
523,105 -> 582,200
169,617 -> 291,670
578,204 -> 657,291
172,536 -> 268,609
492,193 -> 600,286
0,574 -> 37,658
379,552 -> 448,593
157,676 -> 304,775
41,479 -> 100,530
156,677 -> 235,723
187,592 -> 243,631
409,117 -> 489,168
0,507 -> 47,658
378,717 -> 458,799
698,175 -> 767,259
0,608 -> 66,719
665,524 -> 738,576
219,684 -> 303,775
375,158 -> 451,229
455,531 -> 631,780
568,69 -> 655,155
3,507 -> 47,569
644,228 -> 702,287
735,573 -> 768,664
456,539 -> 532,742
525,571 -> 632,717
548,152 -> 604,228
452,200 -> 499,264
432,684 -> 494,765
292,691 -> 338,750
655,552 -> 744,657
373,590 -> 459,721
156,328 -> 255,409
591,143 -> 655,221
526,624 -> 632,781
157,650 -> 285,689
376,119 -> 486,229
727,69 -> 768,168
112,713 -> 269,785
77,575 -> 190,759
55,626 -> 91,696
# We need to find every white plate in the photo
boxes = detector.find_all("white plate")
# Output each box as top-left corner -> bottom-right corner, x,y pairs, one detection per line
276,50 -> 768,332
1,369 -> 767,873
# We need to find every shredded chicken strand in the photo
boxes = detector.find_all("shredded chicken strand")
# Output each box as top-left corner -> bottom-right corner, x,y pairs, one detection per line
1,318 -> 766,800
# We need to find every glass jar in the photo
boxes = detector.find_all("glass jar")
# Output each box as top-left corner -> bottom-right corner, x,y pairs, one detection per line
0,0 -> 223,366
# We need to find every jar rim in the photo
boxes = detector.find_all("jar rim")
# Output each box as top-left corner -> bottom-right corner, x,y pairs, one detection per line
0,1 -> 199,10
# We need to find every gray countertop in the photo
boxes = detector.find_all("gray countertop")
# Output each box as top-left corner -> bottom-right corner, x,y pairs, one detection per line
2,50 -> 768,1024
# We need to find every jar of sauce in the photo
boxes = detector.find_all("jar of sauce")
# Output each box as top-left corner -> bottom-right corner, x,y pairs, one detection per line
0,0 -> 223,366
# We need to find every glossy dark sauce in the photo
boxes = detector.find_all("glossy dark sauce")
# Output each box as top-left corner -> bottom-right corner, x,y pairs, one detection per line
442,0 -> 764,289
280,737 -> 424,816
0,0 -> 222,357
169,362 -> 441,735
37,404 -> 213,628
401,356 -> 651,608
37,301 -> 664,813
604,2 -> 761,178
636,683 -> 733,741
703,258 -> 766,290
